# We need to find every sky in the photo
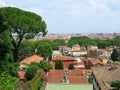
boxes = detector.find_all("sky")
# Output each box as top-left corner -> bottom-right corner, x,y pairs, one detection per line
0,0 -> 120,34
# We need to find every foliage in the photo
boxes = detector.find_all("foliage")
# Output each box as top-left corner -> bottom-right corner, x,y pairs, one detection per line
26,62 -> 40,80
28,70 -> 47,90
98,39 -> 112,49
52,39 -> 66,50
38,60 -> 52,72
88,75 -> 93,84
0,14 -> 7,33
111,49 -> 119,62
0,71 -> 19,90
0,29 -> 13,63
82,54 -> 89,58
26,60 -> 51,80
112,36 -> 120,46
55,60 -> 63,70
1,62 -> 19,76
19,40 -> 35,61
35,39 -> 65,50
110,80 -> 120,89
68,64 -> 74,70
35,40 -> 52,58
24,32 -> 36,39
68,36 -> 97,48
67,36 -> 120,49
0,7 -> 47,62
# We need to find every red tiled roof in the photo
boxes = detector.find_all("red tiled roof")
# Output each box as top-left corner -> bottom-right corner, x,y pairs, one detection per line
47,76 -> 63,83
52,56 -> 76,61
48,70 -> 64,77
67,70 -> 84,76
47,69 -> 88,84
18,71 -> 26,80
47,75 -> 88,84
20,54 -> 43,65
67,76 -> 88,84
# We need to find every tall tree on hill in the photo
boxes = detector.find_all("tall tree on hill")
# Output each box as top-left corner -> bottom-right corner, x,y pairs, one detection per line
0,14 -> 13,65
111,49 -> 119,62
0,7 -> 47,62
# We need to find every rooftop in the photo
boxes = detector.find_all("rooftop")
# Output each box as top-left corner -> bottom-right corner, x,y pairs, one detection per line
20,54 -> 43,65
91,64 -> 120,90
47,70 -> 88,84
89,58 -> 103,65
18,71 -> 26,80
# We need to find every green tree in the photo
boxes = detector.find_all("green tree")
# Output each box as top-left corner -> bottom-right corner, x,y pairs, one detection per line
0,7 -> 47,62
112,36 -> 120,46
0,30 -> 13,63
35,41 -> 52,59
55,60 -> 63,70
19,40 -> 35,61
68,64 -> 74,70
88,75 -> 93,84
68,36 -> 97,48
38,60 -> 52,72
52,39 -> 66,50
26,62 -> 39,80
2,62 -> 19,76
0,71 -> 19,90
28,69 -> 47,90
110,80 -> 120,89
24,32 -> 36,39
0,14 -> 7,33
111,49 -> 119,62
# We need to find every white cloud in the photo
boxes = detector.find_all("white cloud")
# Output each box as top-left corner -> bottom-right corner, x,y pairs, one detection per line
65,0 -> 117,18
0,0 -> 15,7
0,0 -> 120,33
89,0 -> 108,10
27,8 -> 43,15
0,0 -> 8,7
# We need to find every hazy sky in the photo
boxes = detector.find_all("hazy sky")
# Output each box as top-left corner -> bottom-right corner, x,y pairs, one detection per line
0,0 -> 120,34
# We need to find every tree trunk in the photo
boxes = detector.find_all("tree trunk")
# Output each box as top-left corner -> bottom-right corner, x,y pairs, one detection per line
11,35 -> 23,62
14,47 -> 19,62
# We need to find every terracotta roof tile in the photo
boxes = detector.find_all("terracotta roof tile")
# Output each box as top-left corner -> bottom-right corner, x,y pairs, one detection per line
20,54 -> 43,65
18,71 -> 26,80
47,69 -> 88,84
91,65 -> 120,90
67,76 -> 88,84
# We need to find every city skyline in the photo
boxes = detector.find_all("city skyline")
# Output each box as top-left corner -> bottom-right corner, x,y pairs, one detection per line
0,0 -> 120,34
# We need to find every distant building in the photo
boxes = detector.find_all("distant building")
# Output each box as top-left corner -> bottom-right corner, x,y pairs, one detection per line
71,51 -> 87,57
52,50 -> 62,58
87,45 -> 98,50
72,44 -> 81,51
91,64 -> 120,90
101,58 -> 109,64
58,46 -> 68,55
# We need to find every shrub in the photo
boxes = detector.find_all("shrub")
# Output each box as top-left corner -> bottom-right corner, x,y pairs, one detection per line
55,60 -> 63,69
68,64 -> 74,70
39,60 -> 52,72
26,62 -> 39,80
